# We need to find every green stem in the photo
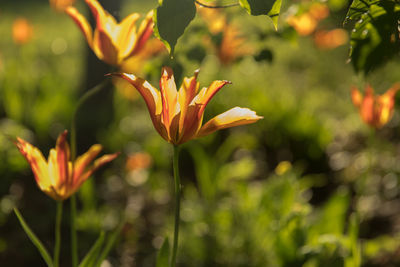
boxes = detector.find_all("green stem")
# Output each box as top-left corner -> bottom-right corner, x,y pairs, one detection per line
171,145 -> 181,267
54,201 -> 63,267
70,80 -> 107,267
70,195 -> 78,267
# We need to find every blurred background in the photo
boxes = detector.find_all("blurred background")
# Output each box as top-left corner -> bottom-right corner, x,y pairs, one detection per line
1,0 -> 400,266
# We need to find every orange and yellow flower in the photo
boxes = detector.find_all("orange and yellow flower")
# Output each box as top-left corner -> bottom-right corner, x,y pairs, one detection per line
286,3 -> 329,36
16,130 -> 119,201
12,17 -> 34,45
351,84 -> 400,128
111,67 -> 263,144
65,0 -> 153,66
49,0 -> 75,12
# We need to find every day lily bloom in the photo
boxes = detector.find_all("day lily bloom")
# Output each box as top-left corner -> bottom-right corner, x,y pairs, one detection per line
111,67 -> 263,144
16,130 -> 119,201
351,84 -> 400,128
65,0 -> 153,66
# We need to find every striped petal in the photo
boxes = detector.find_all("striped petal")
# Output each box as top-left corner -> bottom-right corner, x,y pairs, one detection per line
178,70 -> 199,135
129,10 -> 154,56
15,138 -> 50,191
110,73 -> 167,140
65,6 -> 93,46
76,152 -> 119,189
116,13 -> 141,59
73,144 -> 102,185
160,67 -> 179,139
196,107 -> 263,138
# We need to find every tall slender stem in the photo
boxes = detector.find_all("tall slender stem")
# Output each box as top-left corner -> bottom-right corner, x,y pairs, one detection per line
70,195 -> 78,267
171,145 -> 181,267
54,201 -> 63,267
70,80 -> 107,267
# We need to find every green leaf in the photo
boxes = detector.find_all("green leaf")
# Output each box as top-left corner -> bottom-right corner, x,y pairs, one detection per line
268,0 -> 282,29
154,0 -> 196,55
14,208 -> 54,267
239,0 -> 283,28
156,237 -> 170,267
95,218 -> 125,267
347,1 -> 400,73
79,232 -> 105,267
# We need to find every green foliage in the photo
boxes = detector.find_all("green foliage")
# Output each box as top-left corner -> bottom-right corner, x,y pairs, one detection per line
345,0 -> 400,73
154,0 -> 196,54
156,237 -> 170,267
239,0 -> 282,28
14,208 -> 54,267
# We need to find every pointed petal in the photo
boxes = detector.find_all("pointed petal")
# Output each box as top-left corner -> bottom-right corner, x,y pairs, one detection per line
54,130 -> 70,188
15,138 -> 50,191
109,73 -> 168,140
351,86 -> 363,108
178,70 -> 199,135
65,6 -> 93,46
196,107 -> 263,138
76,152 -> 119,189
73,144 -> 102,185
360,85 -> 375,126
160,67 -> 179,139
93,28 -> 119,65
86,0 -> 119,65
116,12 -> 141,59
130,10 -> 154,56
377,83 -> 400,127
194,80 -> 231,116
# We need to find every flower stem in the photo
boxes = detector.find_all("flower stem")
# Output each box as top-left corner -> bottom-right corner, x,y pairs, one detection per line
53,201 -> 63,267
194,0 -> 239,8
70,195 -> 78,267
171,145 -> 181,267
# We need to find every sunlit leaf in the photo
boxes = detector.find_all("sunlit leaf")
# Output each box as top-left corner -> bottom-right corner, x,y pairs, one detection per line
79,232 -> 105,267
346,0 -> 400,73
154,0 -> 196,54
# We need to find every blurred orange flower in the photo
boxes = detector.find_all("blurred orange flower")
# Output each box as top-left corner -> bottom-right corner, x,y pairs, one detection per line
12,18 -> 34,45
65,0 -> 153,66
126,152 -> 152,171
197,6 -> 252,65
111,67 -> 263,144
49,0 -> 75,12
313,29 -> 348,49
287,3 -> 329,36
16,130 -> 119,201
351,84 -> 400,128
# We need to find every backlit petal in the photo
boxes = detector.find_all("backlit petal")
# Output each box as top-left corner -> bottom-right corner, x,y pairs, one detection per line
110,73 -> 168,140
197,107 -> 263,138
178,70 -> 199,135
351,86 -> 363,108
93,29 -> 119,65
16,138 -> 50,191
73,144 -> 102,185
54,130 -> 70,188
130,10 -> 154,56
65,6 -> 93,46
116,13 -> 141,59
76,152 -> 119,189
160,67 -> 179,138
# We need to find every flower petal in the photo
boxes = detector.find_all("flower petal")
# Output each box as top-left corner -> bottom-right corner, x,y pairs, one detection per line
160,67 -> 179,139
196,107 -> 263,138
76,152 -> 119,189
110,73 -> 168,140
93,28 -> 119,65
129,10 -> 154,56
54,130 -> 70,188
73,144 -> 102,185
351,86 -> 363,108
15,138 -> 50,191
178,70 -> 199,135
116,12 -> 141,59
65,6 -> 93,46
377,83 -> 400,127
194,80 -> 231,116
